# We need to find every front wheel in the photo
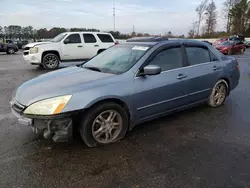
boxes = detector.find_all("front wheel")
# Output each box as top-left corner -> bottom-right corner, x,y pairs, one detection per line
208,80 -> 228,108
42,53 -> 60,70
79,102 -> 129,147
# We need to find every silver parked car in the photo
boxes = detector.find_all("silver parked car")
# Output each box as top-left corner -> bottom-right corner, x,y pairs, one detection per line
10,37 -> 240,147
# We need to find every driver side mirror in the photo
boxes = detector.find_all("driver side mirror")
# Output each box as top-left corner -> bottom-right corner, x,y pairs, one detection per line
64,38 -> 70,44
140,65 -> 161,76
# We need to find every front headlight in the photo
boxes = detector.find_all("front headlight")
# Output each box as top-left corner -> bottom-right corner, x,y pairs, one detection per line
24,95 -> 72,115
29,47 -> 39,54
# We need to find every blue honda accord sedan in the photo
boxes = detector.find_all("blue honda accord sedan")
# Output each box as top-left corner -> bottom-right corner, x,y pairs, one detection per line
10,37 -> 240,147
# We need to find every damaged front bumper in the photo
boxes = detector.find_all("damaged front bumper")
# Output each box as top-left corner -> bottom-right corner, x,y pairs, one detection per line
10,99 -> 73,142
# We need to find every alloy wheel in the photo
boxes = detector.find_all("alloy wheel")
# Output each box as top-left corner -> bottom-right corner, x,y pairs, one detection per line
212,83 -> 227,106
43,54 -> 59,69
92,110 -> 123,144
8,48 -> 15,54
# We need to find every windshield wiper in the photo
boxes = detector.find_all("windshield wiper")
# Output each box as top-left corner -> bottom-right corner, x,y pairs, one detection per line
84,66 -> 102,72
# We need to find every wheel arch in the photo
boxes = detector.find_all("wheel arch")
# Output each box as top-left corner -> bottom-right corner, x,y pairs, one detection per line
86,98 -> 130,118
218,77 -> 230,95
72,97 -> 132,131
42,50 -> 61,61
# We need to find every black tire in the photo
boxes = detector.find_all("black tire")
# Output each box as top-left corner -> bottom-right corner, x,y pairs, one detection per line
79,102 -> 129,147
6,48 -> 15,54
208,79 -> 228,108
42,53 -> 60,70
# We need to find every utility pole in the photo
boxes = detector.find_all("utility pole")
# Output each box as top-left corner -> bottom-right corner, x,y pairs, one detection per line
133,25 -> 135,33
113,0 -> 116,32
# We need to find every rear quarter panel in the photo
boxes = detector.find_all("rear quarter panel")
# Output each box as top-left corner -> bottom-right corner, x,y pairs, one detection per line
223,56 -> 240,91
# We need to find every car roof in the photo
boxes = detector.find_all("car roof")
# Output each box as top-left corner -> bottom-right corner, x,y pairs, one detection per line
122,39 -> 207,47
63,31 -> 112,35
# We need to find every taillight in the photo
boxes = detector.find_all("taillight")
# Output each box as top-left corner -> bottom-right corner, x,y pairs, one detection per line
114,41 -> 119,45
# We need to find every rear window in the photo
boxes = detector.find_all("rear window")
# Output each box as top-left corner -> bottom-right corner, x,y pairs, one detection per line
220,42 -> 233,46
97,34 -> 114,43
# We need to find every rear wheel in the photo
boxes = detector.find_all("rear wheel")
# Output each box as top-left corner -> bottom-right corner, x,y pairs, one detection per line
79,102 -> 129,147
208,79 -> 228,108
42,53 -> 60,70
6,48 -> 15,54
240,48 -> 245,54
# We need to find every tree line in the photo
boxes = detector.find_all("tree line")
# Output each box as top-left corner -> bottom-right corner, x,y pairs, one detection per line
0,25 -> 186,41
189,0 -> 250,38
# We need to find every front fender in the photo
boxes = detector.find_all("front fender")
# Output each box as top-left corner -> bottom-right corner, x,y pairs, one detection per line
61,84 -> 134,116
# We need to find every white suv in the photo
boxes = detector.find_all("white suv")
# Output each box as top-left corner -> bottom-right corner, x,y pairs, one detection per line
23,32 -> 117,69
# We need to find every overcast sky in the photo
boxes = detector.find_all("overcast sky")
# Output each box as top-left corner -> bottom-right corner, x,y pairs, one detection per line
1,0 -> 225,35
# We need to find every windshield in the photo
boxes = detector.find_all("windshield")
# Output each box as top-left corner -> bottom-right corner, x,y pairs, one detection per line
220,41 -> 233,46
82,45 -> 150,74
51,33 -> 67,42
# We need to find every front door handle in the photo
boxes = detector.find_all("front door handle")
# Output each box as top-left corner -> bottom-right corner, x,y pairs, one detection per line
77,45 -> 83,48
177,73 -> 187,79
94,45 -> 99,47
213,65 -> 221,71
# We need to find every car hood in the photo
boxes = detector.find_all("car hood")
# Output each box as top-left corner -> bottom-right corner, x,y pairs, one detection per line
15,66 -> 115,106
25,42 -> 53,48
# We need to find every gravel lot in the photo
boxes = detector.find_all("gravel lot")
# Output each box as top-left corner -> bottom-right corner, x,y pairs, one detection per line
0,51 -> 250,188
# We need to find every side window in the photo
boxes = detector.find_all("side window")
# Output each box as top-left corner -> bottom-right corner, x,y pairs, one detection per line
64,34 -> 81,44
209,51 -> 219,61
97,34 -> 114,43
186,47 -> 210,65
83,34 -> 97,43
148,47 -> 182,71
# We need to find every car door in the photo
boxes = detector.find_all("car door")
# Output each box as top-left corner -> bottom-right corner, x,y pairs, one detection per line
237,41 -> 245,51
182,44 -> 222,103
133,44 -> 191,121
62,33 -> 83,60
0,43 -> 5,52
82,34 -> 99,59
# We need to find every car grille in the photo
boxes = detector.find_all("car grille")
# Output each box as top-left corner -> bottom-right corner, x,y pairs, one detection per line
23,51 -> 29,56
11,100 -> 25,114
24,47 -> 30,51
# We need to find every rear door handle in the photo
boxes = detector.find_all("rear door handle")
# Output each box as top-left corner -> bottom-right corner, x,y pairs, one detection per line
177,73 -> 187,79
77,45 -> 83,48
213,65 -> 221,71
94,45 -> 99,47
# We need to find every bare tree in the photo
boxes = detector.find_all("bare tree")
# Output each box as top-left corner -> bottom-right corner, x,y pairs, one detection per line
188,21 -> 198,38
196,0 -> 208,36
222,0 -> 240,33
205,0 -> 217,33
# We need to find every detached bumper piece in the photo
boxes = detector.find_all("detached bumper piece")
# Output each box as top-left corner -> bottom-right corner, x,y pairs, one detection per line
10,99 -> 73,142
42,118 -> 73,142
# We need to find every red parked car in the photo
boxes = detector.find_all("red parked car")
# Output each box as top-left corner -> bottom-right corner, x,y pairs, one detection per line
215,41 -> 246,55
